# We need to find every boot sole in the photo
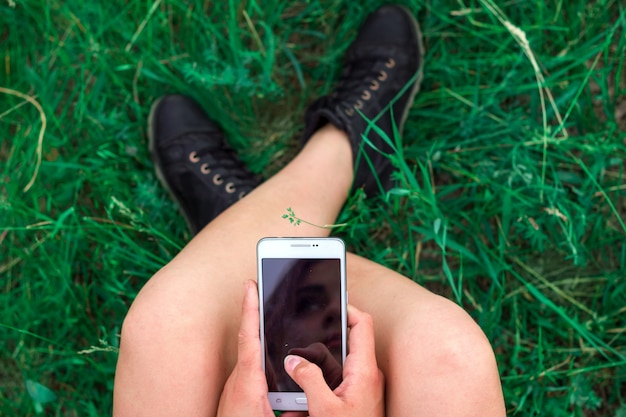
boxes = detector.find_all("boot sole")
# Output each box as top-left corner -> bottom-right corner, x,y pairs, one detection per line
147,97 -> 197,234
397,5 -> 426,134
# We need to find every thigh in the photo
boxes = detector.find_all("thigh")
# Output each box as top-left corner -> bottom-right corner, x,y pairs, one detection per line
346,253 -> 505,417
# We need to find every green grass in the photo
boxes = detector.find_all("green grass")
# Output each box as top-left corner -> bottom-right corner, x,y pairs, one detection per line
1,0 -> 625,415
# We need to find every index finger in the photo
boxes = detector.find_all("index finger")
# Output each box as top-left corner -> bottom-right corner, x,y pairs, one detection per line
344,304 -> 377,372
236,280 -> 262,365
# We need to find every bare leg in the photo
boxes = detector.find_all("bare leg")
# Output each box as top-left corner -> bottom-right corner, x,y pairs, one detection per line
113,123 -> 504,416
347,254 -> 505,416
113,124 -> 352,416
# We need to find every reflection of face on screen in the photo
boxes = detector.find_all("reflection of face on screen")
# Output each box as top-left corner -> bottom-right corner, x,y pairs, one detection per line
263,258 -> 342,392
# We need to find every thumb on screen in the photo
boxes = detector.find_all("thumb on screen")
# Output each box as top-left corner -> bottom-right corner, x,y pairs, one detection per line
284,355 -> 335,407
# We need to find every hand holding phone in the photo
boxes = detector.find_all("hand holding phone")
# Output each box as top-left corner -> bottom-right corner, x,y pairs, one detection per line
283,305 -> 385,417
216,277 -> 383,417
257,238 -> 348,411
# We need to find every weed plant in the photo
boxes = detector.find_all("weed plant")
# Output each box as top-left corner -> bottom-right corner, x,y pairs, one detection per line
1,0 -> 625,415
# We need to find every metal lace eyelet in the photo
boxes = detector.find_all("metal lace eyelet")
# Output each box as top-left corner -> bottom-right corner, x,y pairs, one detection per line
225,183 -> 236,193
238,191 -> 247,199
361,90 -> 371,100
370,80 -> 380,90
345,108 -> 355,117
213,174 -> 224,185
354,100 -> 364,110
378,70 -> 388,81
189,151 -> 200,163
385,58 -> 396,68
200,163 -> 211,174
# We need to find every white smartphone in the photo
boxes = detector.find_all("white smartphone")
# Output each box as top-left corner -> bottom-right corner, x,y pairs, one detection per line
257,237 -> 348,411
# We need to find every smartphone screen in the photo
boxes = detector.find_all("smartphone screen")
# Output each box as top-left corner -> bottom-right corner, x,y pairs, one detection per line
257,238 -> 347,410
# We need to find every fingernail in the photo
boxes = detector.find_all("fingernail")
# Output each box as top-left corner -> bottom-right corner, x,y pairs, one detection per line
284,355 -> 301,372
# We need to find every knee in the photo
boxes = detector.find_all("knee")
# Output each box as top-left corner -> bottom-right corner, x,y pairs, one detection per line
118,285 -> 163,355
390,293 -> 500,381
383,293 -> 505,415
118,268 -> 187,352
438,299 -> 494,364
118,265 -> 234,356
431,296 -> 496,370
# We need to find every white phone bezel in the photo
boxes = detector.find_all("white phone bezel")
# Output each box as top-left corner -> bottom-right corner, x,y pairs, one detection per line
256,237 -> 348,412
